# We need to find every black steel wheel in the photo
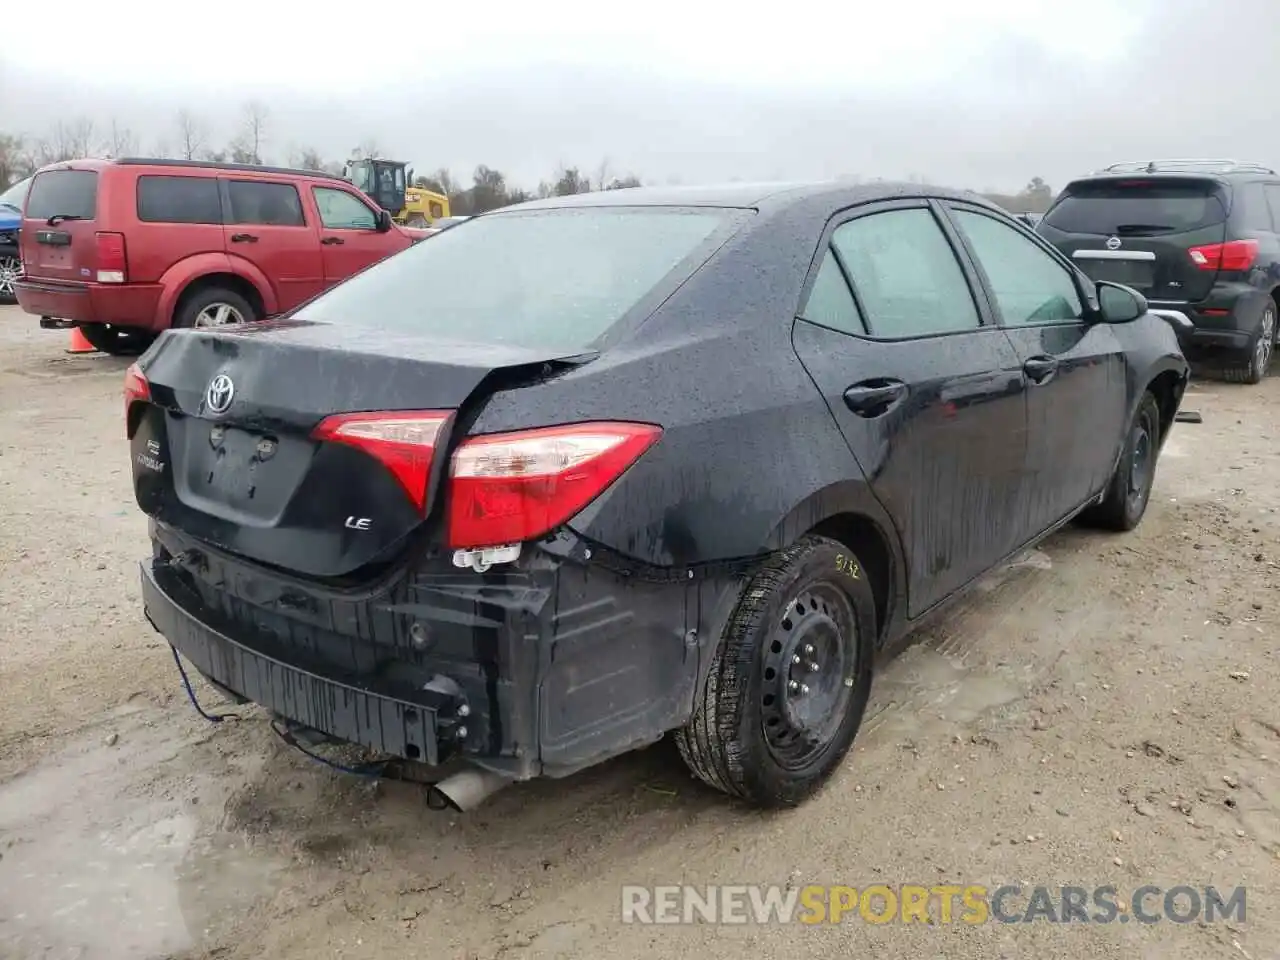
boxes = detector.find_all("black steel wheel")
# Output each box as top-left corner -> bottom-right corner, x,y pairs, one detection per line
675,534 -> 876,807
1078,390 -> 1162,532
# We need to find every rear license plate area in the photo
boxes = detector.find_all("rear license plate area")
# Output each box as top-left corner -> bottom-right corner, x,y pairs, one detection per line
1073,257 -> 1155,288
203,426 -> 278,506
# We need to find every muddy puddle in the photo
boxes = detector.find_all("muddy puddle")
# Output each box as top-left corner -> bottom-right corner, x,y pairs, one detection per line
0,705 -> 285,960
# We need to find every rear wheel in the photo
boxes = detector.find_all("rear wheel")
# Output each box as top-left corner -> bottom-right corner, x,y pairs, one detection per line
76,323 -> 157,356
0,252 -> 19,305
1077,391 -> 1162,532
174,286 -> 258,329
405,214 -> 429,228
1221,301 -> 1275,385
675,535 -> 875,807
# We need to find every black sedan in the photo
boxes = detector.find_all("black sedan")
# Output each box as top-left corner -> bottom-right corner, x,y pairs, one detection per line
126,182 -> 1189,811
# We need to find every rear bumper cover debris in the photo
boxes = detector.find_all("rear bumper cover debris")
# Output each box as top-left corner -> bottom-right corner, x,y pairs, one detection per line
141,561 -> 466,765
140,525 -> 735,781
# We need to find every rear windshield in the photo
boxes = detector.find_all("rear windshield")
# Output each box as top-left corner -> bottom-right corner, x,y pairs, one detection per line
292,207 -> 745,351
25,170 -> 99,222
1042,179 -> 1227,236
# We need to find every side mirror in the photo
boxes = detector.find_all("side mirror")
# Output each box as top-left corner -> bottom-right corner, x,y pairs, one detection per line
1096,280 -> 1147,323
375,209 -> 393,233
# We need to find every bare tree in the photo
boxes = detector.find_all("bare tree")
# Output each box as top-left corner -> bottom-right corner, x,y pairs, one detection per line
242,101 -> 268,164
36,119 -> 96,164
352,139 -> 383,160
593,157 -> 613,192
227,136 -> 256,165
103,119 -> 138,159
288,146 -> 326,171
176,110 -> 206,161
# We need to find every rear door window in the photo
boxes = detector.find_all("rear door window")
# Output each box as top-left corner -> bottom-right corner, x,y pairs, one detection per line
1233,183 -> 1273,232
829,207 -> 982,338
292,206 -> 744,351
1042,180 -> 1227,236
799,248 -> 866,336
227,181 -> 306,226
137,175 -> 223,224
25,170 -> 98,221
1264,185 -> 1280,232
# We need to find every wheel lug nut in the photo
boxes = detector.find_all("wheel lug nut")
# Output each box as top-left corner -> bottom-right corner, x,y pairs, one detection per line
808,661 -> 819,672
803,644 -> 814,655
800,684 -> 810,695
792,654 -> 801,665
789,680 -> 800,693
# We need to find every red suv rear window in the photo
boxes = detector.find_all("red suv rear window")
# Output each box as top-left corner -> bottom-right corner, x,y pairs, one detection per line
25,170 -> 99,222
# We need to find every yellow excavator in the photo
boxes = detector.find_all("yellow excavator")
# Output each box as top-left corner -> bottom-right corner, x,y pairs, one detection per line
342,158 -> 451,227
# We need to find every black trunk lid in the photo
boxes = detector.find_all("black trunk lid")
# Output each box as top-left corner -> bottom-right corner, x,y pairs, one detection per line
130,320 -> 588,578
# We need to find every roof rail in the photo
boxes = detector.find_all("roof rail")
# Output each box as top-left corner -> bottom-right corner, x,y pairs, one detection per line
1098,159 -> 1276,175
114,156 -> 348,181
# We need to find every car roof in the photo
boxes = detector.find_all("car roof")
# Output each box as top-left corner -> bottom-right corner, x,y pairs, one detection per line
496,180 -> 1009,214
30,156 -> 348,183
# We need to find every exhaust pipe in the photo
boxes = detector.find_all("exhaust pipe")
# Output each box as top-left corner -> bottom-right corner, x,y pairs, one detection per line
426,767 -> 512,812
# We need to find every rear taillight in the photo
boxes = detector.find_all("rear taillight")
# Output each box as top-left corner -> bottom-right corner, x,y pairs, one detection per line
124,363 -> 150,426
310,414 -> 662,549
446,422 -> 662,549
311,411 -> 450,513
1188,239 -> 1257,272
96,231 -> 127,283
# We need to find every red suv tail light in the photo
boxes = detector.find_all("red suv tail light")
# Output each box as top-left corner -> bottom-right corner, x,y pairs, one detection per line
311,411 -> 451,513
124,362 -> 150,427
96,231 -> 128,283
446,422 -> 663,549
1188,239 -> 1257,272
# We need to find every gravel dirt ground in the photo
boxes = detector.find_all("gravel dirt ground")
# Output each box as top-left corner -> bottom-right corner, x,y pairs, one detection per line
1,303 -> 1278,960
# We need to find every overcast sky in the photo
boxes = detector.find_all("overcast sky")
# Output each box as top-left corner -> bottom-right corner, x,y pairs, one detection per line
1,0 -> 1276,192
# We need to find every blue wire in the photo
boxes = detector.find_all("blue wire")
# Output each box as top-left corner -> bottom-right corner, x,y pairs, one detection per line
169,644 -> 240,723
167,642 -> 385,780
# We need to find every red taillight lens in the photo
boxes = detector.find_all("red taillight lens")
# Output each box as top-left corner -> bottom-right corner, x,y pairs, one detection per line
311,411 -> 450,513
446,422 -> 662,549
1188,239 -> 1257,272
124,362 -> 150,424
95,231 -> 128,283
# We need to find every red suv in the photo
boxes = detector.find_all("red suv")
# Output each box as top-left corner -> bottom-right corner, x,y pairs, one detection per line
14,158 -> 428,354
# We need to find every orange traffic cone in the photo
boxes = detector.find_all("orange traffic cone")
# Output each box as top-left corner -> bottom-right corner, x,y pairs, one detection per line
65,326 -> 96,354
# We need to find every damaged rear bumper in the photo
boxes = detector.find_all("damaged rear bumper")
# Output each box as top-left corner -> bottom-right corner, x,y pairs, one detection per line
140,524 -> 736,782
141,560 -> 468,765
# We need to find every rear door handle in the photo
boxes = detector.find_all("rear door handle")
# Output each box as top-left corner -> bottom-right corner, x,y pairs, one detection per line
229,233 -> 258,243
321,237 -> 344,246
843,380 -> 908,417
1023,355 -> 1059,384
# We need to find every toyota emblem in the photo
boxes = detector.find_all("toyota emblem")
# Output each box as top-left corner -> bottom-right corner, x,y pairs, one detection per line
205,374 -> 235,415
1106,236 -> 1122,251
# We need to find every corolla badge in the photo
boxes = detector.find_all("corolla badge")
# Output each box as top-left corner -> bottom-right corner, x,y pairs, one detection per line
1106,236 -> 1122,250
205,374 -> 235,414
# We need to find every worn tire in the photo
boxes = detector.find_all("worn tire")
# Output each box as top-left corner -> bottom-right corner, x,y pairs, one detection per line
173,286 -> 258,330
1077,391 -> 1162,532
77,322 -> 156,356
1219,301 -> 1275,385
675,535 -> 876,807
